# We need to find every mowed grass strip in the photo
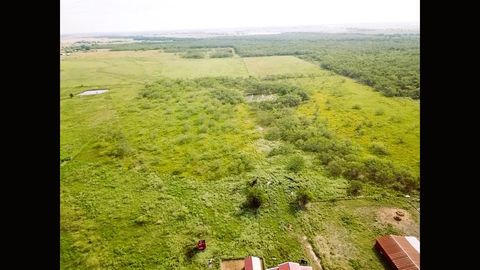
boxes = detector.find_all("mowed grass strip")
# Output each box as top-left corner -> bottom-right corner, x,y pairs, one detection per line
61,50 -> 249,88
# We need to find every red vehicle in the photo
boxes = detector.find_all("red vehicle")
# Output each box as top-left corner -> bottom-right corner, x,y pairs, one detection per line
197,240 -> 206,251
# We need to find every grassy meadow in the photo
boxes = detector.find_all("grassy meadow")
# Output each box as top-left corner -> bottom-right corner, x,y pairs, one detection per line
61,48 -> 419,269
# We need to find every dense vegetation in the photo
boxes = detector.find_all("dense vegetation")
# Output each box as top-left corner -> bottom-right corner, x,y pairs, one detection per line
147,76 -> 419,192
300,50 -> 419,98
181,50 -> 205,59
93,33 -> 419,98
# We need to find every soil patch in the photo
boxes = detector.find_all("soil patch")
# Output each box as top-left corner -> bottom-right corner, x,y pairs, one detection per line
245,94 -> 276,103
376,207 -> 419,237
300,236 -> 323,270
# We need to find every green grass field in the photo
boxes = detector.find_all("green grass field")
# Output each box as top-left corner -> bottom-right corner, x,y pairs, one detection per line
61,51 -> 249,91
61,50 -> 419,269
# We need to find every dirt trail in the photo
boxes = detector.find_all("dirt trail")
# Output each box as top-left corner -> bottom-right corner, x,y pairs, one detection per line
300,235 -> 323,270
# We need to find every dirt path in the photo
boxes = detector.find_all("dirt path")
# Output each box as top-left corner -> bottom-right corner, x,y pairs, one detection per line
300,236 -> 323,270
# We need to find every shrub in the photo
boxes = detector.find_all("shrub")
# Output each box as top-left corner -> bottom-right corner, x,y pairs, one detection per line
370,142 -> 390,156
295,188 -> 313,209
109,141 -> 131,158
342,160 -> 364,180
327,159 -> 344,177
210,51 -> 233,58
244,188 -> 266,211
257,101 -> 275,110
375,108 -> 385,116
347,180 -> 363,196
277,94 -> 302,107
318,151 -> 335,165
300,137 -> 332,153
286,155 -> 305,173
198,125 -> 208,134
176,135 -> 190,145
265,127 -> 281,141
389,116 -> 403,123
184,244 -> 200,261
211,88 -> 244,105
361,157 -> 396,184
173,206 -> 190,221
391,167 -> 419,192
182,50 -> 204,59
256,111 -> 275,127
297,91 -> 310,101
138,88 -> 160,99
133,215 -> 148,225
229,152 -> 254,175
268,144 -> 294,157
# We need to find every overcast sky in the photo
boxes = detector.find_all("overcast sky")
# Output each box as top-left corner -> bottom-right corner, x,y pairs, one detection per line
61,0 -> 419,34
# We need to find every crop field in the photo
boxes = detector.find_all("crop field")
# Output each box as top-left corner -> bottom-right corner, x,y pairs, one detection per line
61,47 -> 419,269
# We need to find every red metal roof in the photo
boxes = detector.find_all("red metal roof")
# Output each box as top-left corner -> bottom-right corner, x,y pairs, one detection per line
277,262 -> 312,270
278,262 -> 300,270
375,235 -> 420,270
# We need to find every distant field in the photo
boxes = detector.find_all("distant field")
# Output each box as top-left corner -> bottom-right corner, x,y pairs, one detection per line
61,52 -> 329,85
93,33 -> 420,98
61,49 -> 419,270
160,54 -> 248,78
61,51 -> 249,90
61,52 -> 328,96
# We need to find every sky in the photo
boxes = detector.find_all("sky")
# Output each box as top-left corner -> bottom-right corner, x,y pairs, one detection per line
61,0 -> 420,34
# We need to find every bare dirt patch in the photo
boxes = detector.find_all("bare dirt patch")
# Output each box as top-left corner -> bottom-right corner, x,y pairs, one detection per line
220,259 -> 245,270
245,94 -> 276,103
300,236 -> 323,270
220,257 -> 265,270
376,207 -> 419,237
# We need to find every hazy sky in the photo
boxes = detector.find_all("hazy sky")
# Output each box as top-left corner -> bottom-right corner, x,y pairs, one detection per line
61,0 -> 420,34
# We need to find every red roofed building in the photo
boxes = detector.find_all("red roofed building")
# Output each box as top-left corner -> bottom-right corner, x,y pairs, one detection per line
221,256 -> 313,270
375,235 -> 420,270
267,262 -> 313,270
245,256 -> 264,270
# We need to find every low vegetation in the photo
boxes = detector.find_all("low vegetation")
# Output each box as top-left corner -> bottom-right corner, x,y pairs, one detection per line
181,50 -> 205,59
61,46 -> 419,269
347,180 -> 363,196
243,187 -> 266,212
294,188 -> 313,210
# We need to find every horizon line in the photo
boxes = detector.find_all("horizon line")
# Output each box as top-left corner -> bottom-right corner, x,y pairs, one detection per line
60,21 -> 419,36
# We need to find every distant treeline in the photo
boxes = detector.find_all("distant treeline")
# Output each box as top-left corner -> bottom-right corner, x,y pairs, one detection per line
179,48 -> 234,59
93,33 -> 420,99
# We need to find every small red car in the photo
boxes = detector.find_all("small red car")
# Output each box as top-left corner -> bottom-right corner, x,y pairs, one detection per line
197,240 -> 206,251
